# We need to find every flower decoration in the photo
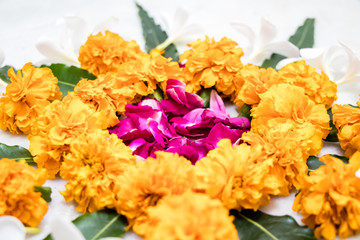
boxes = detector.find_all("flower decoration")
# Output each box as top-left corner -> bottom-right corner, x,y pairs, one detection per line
114,151 -> 196,236
36,16 -> 122,65
231,18 -> 299,65
332,102 -> 360,157
156,7 -> 202,51
0,158 -> 48,227
179,36 -> 244,95
28,98 -> 108,178
293,153 -> 360,240
109,79 -> 250,163
60,129 -> 136,213
78,30 -> 146,76
251,83 -> 330,156
0,63 -> 62,135
143,191 -> 239,240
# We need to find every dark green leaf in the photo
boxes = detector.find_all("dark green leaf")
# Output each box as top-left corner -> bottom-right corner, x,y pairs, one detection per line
34,186 -> 52,202
136,3 -> 179,61
232,209 -> 316,240
238,103 -> 252,120
40,64 -> 96,97
306,155 -> 325,171
325,107 -> 338,142
0,143 -> 35,165
73,209 -> 127,239
0,65 -> 14,84
198,88 -> 212,108
261,18 -> 315,68
307,155 -> 349,171
44,210 -> 127,240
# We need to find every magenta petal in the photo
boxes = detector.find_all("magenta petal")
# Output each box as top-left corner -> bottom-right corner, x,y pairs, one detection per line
198,123 -> 244,148
128,139 -> 154,160
148,120 -> 167,147
161,99 -> 192,115
209,90 -> 229,119
226,117 -> 251,129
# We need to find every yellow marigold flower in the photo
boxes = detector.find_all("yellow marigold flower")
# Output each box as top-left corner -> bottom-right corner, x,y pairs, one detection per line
114,151 -> 196,236
233,63 -> 279,107
278,60 -> 337,109
0,158 -> 48,227
251,83 -> 330,155
0,63 -> 62,134
293,153 -> 360,240
116,52 -> 183,96
180,36 -> 243,95
242,129 -> 308,190
78,30 -> 146,76
60,130 -> 135,213
29,98 -> 108,178
195,139 -> 282,211
332,103 -> 360,157
143,191 -> 239,240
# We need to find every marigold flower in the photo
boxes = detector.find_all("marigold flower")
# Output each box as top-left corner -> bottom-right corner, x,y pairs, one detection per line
195,139 -> 280,211
0,158 -> 48,227
60,130 -> 135,213
241,129 -> 309,190
293,153 -> 360,240
143,191 -> 239,240
28,98 -> 108,178
278,60 -> 337,109
114,151 -> 196,236
232,63 -> 280,107
0,63 -> 62,134
78,30 -> 146,75
180,36 -> 243,95
332,103 -> 360,157
116,51 -> 183,96
251,83 -> 330,155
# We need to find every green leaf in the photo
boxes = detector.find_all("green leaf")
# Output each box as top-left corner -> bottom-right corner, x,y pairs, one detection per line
34,186 -> 52,202
232,209 -> 316,240
0,143 -> 35,165
307,155 -> 349,171
40,64 -> 96,97
43,210 -> 127,240
238,103 -> 252,120
0,65 -> 14,84
147,86 -> 164,101
198,88 -> 212,108
261,18 -> 315,68
136,3 -> 179,61
325,107 -> 338,142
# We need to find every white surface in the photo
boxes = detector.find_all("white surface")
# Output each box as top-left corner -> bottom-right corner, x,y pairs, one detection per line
1,0 -> 360,239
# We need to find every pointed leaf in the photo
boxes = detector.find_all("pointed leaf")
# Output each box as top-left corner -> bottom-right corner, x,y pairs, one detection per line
136,3 -> 179,61
261,18 -> 315,68
325,107 -> 338,142
232,210 -> 316,240
40,63 -> 96,97
238,103 -> 252,120
198,88 -> 212,108
34,186 -> 52,203
0,65 -> 14,84
307,155 -> 349,171
0,143 -> 35,165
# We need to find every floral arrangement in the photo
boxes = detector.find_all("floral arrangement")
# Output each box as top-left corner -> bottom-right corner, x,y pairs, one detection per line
1,3 -> 360,240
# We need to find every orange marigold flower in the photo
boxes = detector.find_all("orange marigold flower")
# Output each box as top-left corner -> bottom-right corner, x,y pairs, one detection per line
241,129 -> 309,190
293,153 -> 360,240
332,103 -> 360,157
180,36 -> 243,95
143,191 -> 239,240
114,151 -> 196,236
78,30 -> 146,76
60,130 -> 135,213
28,98 -> 108,178
278,60 -> 337,109
116,52 -> 183,96
0,63 -> 62,134
195,139 -> 282,211
233,63 -> 279,107
251,83 -> 330,155
0,158 -> 48,227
